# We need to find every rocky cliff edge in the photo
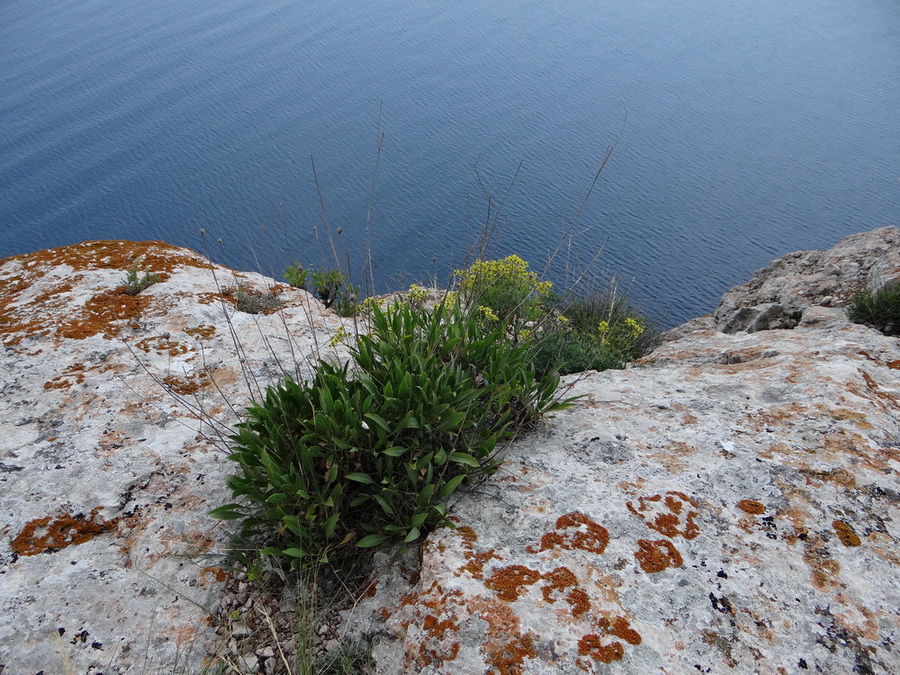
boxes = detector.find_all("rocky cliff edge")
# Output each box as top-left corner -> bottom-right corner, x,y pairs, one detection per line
1,230 -> 899,673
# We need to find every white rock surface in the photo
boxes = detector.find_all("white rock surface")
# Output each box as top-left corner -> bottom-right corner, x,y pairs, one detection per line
346,234 -> 900,673
3,231 -> 899,674
0,241 -> 347,673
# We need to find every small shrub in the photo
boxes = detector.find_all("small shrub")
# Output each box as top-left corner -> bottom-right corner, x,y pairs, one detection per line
529,293 -> 660,376
211,300 -> 570,568
847,287 -> 900,335
120,256 -> 159,295
311,268 -> 359,316
454,255 -> 552,333
233,286 -> 283,314
283,263 -> 309,290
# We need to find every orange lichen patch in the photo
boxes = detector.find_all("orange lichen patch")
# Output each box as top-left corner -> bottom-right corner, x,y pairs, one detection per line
467,595 -> 538,675
162,372 -> 211,396
453,524 -> 503,579
814,405 -> 875,429
360,580 -> 378,599
11,507 -> 119,556
485,565 -> 543,602
135,335 -> 190,357
422,614 -> 460,639
198,566 -> 228,583
566,588 -> 591,618
43,363 -> 87,390
833,520 -> 862,547
634,539 -> 683,573
540,566 -> 578,603
626,491 -> 700,540
184,324 -> 217,340
802,536 -> 842,592
888,360 -> 900,370
2,240 -> 208,272
527,512 -> 610,555
800,467 -> 857,489
576,617 -> 642,667
57,289 -> 151,340
31,277 -> 82,305
738,499 -> 766,515
861,370 -> 896,402
458,549 -> 503,580
196,291 -> 236,306
457,525 -> 479,547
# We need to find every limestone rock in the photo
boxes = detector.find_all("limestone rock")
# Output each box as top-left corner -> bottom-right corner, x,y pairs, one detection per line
346,268 -> 900,672
715,226 -> 900,333
0,241 -> 347,673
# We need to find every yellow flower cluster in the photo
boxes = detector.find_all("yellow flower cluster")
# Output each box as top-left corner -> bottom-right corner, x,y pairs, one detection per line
455,255 -> 552,297
327,325 -> 350,348
406,284 -> 428,304
476,305 -> 500,322
624,317 -> 644,337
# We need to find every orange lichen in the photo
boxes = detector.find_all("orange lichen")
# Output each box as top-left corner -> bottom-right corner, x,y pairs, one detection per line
58,289 -> 151,340
626,491 -> 700,540
422,614 -> 460,638
577,617 -> 641,666
832,520 -> 862,547
566,588 -> 591,618
135,335 -> 190,356
540,566 -> 578,603
634,539 -> 683,573
184,324 -> 217,340
458,549 -> 502,580
485,565 -> 543,602
360,580 -> 378,599
888,359 -> 900,370
43,363 -> 87,390
198,566 -> 228,583
738,499 -> 766,515
162,372 -> 210,396
527,512 -> 609,554
485,633 -> 536,674
11,507 -> 118,556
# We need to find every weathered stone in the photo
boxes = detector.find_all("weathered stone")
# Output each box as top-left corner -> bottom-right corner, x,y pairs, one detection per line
4,232 -> 900,673
715,226 -> 900,333
345,262 -> 900,673
0,241 -> 348,672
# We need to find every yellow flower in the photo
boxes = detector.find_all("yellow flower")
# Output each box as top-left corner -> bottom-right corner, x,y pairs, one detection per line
407,284 -> 428,304
327,326 -> 349,348
597,321 -> 610,335
477,305 -> 499,322
625,317 -> 644,337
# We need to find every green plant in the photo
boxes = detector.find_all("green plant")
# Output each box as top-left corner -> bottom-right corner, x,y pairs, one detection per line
529,292 -> 660,376
454,254 -> 552,334
311,269 -> 346,309
283,263 -> 310,290
847,287 -> 900,334
310,268 -> 359,317
121,256 -> 159,295
211,299 -> 569,568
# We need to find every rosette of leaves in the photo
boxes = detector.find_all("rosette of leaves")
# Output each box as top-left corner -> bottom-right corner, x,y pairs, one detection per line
212,300 -> 570,568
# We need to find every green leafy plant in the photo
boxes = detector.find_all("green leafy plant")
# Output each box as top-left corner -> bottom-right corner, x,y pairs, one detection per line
847,287 -> 900,335
529,292 -> 660,376
121,256 -> 159,295
311,268 -> 359,316
211,299 -> 570,568
454,254 -> 552,335
283,263 -> 309,290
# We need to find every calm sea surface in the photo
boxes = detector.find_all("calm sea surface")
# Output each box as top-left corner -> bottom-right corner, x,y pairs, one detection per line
2,0 -> 898,325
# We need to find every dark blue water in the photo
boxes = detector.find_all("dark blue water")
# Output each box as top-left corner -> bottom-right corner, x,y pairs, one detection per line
2,0 -> 898,325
